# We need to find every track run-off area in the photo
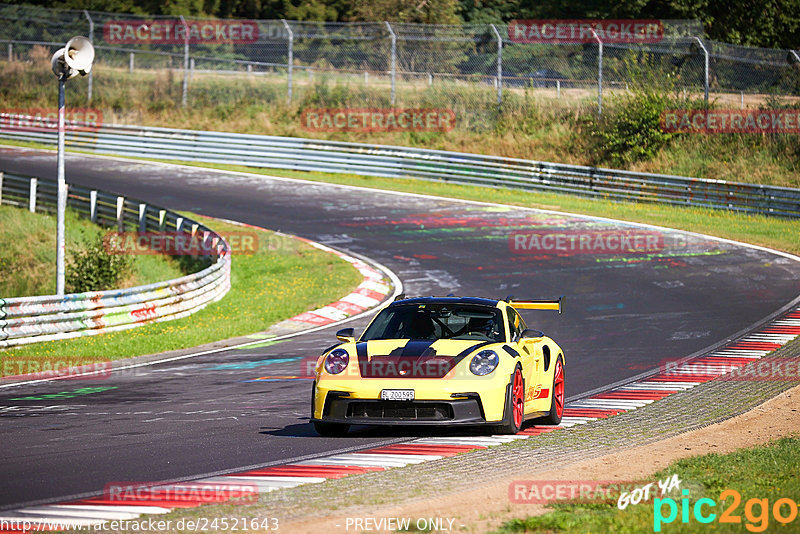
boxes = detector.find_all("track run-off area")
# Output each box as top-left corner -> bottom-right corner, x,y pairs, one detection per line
1,146 -> 799,513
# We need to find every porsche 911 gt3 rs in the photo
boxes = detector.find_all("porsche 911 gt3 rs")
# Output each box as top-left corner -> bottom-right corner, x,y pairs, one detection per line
311,295 -> 565,436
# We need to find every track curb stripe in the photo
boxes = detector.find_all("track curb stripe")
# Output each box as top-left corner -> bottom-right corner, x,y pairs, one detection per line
284,241 -> 392,327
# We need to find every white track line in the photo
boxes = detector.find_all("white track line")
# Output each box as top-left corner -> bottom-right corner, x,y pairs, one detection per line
0,514 -> 105,526
14,506 -> 142,520
57,504 -> 172,514
201,476 -> 311,490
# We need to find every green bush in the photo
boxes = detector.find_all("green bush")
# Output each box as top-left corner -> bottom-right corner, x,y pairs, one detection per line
595,89 -> 678,166
66,233 -> 133,293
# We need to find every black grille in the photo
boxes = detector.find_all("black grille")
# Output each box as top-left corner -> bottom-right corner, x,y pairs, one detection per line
346,401 -> 454,421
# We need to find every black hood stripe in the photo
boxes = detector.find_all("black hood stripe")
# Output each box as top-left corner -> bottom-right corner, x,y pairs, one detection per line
400,339 -> 437,357
355,339 -> 498,378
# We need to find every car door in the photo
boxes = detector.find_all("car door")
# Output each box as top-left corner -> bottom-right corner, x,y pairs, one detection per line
507,307 -> 543,413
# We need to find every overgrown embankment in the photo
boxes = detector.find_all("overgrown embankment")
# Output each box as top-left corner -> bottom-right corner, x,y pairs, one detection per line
0,204 -> 184,298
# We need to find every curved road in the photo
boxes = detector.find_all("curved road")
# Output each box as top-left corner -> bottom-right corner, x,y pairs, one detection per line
1,147 -> 798,509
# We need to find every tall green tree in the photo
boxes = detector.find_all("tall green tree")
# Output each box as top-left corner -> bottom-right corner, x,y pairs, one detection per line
4,0 -> 799,48
458,0 -> 519,24
351,0 -> 462,24
283,0 -> 352,21
516,0 -> 800,49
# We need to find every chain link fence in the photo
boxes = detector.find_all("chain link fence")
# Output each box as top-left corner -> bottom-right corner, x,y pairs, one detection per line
2,3 -> 800,127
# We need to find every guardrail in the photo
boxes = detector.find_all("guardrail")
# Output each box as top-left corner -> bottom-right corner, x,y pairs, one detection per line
1,117 -> 799,218
0,171 -> 231,348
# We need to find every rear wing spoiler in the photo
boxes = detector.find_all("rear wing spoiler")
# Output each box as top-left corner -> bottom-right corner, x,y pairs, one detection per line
508,296 -> 564,314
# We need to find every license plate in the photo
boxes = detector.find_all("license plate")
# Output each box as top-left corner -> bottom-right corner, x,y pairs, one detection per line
381,389 -> 414,401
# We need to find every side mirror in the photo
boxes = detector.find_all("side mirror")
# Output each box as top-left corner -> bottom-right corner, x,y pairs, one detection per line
520,329 -> 544,339
336,327 -> 356,343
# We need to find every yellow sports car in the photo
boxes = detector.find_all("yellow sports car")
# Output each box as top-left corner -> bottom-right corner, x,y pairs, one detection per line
311,296 -> 565,436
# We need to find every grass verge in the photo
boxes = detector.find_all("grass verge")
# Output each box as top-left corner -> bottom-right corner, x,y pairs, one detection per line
0,215 -> 363,372
495,435 -> 800,533
0,204 -> 183,297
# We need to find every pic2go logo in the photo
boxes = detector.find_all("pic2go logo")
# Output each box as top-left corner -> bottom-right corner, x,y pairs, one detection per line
654,489 -> 799,532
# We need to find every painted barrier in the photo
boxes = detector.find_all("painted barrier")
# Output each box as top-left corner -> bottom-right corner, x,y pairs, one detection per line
0,171 -> 231,348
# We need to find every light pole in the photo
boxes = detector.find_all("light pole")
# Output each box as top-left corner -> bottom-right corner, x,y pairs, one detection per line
590,28 -> 603,116
50,36 -> 95,296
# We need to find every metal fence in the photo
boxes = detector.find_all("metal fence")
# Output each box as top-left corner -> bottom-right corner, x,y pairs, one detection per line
1,118 -> 797,218
2,3 -> 799,118
0,170 -> 231,348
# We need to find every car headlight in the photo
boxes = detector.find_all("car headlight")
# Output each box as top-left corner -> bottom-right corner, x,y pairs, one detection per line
324,348 -> 349,375
470,350 -> 499,376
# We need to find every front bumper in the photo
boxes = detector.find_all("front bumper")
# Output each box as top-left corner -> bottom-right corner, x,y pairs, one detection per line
312,370 -> 513,423
312,393 -> 497,426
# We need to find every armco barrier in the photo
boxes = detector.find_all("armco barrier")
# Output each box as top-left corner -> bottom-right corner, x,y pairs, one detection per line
1,116 -> 798,218
0,171 -> 231,348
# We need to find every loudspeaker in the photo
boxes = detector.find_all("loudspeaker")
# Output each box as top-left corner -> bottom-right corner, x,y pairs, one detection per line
50,48 -> 70,78
64,36 -> 95,76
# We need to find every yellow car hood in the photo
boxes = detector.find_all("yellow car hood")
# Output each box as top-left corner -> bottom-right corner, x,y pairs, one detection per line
353,338 -> 497,378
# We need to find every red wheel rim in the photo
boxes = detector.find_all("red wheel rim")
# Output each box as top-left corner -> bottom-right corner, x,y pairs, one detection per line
553,360 -> 564,418
512,369 -> 524,428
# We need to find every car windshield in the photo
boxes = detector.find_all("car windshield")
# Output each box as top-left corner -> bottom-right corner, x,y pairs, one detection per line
361,303 -> 505,342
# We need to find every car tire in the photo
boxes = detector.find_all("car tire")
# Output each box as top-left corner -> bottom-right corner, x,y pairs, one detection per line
313,421 -> 350,437
494,366 -> 524,434
534,356 -> 564,426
